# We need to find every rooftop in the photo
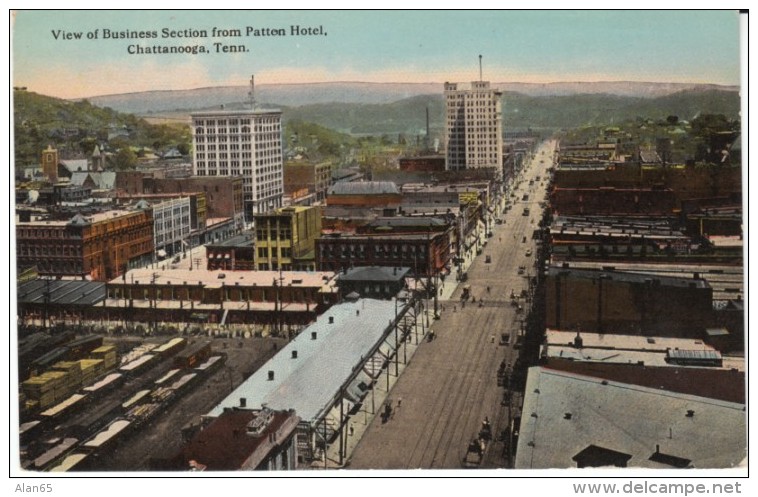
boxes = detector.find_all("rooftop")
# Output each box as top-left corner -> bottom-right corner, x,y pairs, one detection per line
206,234 -> 255,249
176,408 -> 299,470
328,181 -> 399,196
515,367 -> 746,470
191,108 -> 282,117
109,269 -> 338,291
543,330 -> 742,371
18,279 -> 106,306
338,266 -> 411,283
547,267 -> 711,289
208,298 -> 400,421
17,209 -> 140,227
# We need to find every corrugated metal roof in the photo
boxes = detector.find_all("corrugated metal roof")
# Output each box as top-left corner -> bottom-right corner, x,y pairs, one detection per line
329,181 -> 399,196
208,298 -> 399,422
17,280 -> 106,306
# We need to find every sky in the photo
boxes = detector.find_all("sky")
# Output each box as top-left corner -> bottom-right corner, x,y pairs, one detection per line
11,10 -> 743,99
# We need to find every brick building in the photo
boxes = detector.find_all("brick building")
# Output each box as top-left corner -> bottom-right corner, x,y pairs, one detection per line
316,231 -> 450,277
283,161 -> 333,204
398,155 -> 446,172
326,181 -> 402,207
116,173 -> 244,232
16,209 -> 154,281
99,268 -> 338,327
206,234 -> 255,271
545,267 -> 713,337
550,187 -> 677,216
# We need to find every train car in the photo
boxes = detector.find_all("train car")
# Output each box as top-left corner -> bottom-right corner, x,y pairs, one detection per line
31,437 -> 79,471
66,335 -> 104,360
39,393 -> 88,422
119,354 -> 157,376
193,355 -> 225,375
153,337 -> 187,358
82,419 -> 132,454
48,452 -> 90,472
82,373 -> 125,398
173,341 -> 212,369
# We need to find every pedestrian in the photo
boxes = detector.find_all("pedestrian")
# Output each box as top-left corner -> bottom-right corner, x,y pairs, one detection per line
398,397 -> 402,408
349,425 -> 354,436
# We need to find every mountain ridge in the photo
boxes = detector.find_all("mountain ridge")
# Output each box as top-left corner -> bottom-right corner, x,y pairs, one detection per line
85,81 -> 739,115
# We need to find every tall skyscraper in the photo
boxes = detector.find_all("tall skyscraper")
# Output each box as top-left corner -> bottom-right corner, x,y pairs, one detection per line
191,106 -> 283,222
444,80 -> 503,177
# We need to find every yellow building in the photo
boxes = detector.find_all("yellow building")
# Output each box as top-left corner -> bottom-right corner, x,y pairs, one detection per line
254,206 -> 321,271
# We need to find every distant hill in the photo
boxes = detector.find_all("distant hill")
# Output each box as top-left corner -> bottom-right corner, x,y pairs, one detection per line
13,90 -> 190,165
85,81 -> 739,115
278,89 -> 740,136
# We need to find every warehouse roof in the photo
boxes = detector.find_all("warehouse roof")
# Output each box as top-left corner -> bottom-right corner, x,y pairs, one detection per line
328,181 -> 399,196
110,269 -> 338,291
208,298 -> 398,421
515,367 -> 746,470
18,279 -> 106,306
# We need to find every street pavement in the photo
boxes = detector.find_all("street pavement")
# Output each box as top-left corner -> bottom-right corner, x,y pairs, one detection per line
343,140 -> 557,470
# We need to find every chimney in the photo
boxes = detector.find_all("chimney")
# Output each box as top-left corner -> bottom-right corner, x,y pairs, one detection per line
329,316 -> 334,324
656,444 -> 660,454
292,350 -> 298,359
311,331 -> 317,340
240,397 -> 247,408
267,370 -> 274,381
356,309 -> 360,316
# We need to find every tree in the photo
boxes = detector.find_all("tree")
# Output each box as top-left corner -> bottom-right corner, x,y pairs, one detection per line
666,115 -> 679,125
112,147 -> 138,170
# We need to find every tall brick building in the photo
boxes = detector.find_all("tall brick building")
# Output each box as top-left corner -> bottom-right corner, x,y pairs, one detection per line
16,209 -> 154,281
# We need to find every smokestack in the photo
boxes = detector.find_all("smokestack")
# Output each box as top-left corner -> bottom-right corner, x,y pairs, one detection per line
426,107 -> 430,150
249,74 -> 256,110
479,55 -> 483,81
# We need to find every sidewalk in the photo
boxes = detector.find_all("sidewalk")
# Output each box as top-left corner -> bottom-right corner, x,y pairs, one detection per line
314,305 -> 435,469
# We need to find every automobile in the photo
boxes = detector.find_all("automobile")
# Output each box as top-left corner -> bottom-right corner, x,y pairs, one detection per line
500,333 -> 511,346
485,255 -> 492,263
518,266 -> 526,275
526,249 -> 532,257
495,218 -> 504,225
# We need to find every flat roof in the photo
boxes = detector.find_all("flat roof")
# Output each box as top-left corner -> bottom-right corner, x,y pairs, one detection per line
191,108 -> 281,117
110,268 -> 338,291
208,298 -> 398,421
339,266 -> 411,282
17,209 -> 138,226
544,330 -> 743,370
206,234 -> 255,248
515,367 -> 746,469
546,330 -> 714,353
547,267 -> 711,289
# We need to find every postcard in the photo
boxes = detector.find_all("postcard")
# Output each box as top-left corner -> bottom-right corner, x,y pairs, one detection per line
10,8 -> 747,491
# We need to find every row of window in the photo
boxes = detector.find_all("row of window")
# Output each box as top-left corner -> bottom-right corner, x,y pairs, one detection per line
194,119 -> 252,126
